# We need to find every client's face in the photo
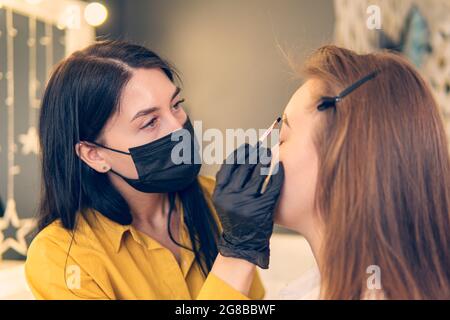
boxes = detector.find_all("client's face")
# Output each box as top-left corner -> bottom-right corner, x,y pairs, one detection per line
275,78 -> 323,234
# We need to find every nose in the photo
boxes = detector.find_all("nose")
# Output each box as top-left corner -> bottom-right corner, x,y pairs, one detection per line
162,111 -> 185,136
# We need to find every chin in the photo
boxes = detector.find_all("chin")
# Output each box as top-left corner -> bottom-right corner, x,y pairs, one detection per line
274,210 -> 297,232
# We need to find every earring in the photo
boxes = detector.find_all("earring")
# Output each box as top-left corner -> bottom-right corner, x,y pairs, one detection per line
102,165 -> 110,172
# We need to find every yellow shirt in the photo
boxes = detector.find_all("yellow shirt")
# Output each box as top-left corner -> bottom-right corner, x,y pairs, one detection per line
25,176 -> 265,300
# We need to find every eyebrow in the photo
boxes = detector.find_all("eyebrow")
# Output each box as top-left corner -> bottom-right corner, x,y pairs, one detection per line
171,86 -> 181,101
282,113 -> 290,128
130,87 -> 182,122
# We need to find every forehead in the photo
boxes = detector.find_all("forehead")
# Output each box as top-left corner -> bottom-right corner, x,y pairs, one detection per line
285,78 -> 324,118
120,68 -> 175,108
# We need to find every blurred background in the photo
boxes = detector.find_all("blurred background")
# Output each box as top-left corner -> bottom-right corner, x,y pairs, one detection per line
0,0 -> 449,299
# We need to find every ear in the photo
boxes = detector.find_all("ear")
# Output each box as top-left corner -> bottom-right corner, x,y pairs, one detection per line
75,142 -> 111,173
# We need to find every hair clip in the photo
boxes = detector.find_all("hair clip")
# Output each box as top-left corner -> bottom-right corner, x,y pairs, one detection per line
317,96 -> 340,111
317,71 -> 380,111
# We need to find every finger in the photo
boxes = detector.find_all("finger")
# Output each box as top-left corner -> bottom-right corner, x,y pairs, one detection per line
252,146 -> 272,177
246,155 -> 282,195
235,143 -> 252,164
229,162 -> 258,190
244,161 -> 270,195
230,143 -> 260,189
231,143 -> 270,189
235,145 -> 272,193
262,161 -> 285,195
216,143 -> 250,188
215,162 -> 236,189
248,141 -> 270,164
257,145 -> 272,166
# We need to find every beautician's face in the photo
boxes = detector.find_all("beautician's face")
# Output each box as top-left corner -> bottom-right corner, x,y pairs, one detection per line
275,79 -> 323,233
97,68 -> 187,179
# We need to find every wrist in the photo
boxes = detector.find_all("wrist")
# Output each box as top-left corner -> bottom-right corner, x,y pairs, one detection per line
210,253 -> 256,296
218,238 -> 270,269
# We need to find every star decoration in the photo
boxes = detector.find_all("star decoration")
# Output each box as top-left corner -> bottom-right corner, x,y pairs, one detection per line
0,199 -> 36,259
18,126 -> 40,155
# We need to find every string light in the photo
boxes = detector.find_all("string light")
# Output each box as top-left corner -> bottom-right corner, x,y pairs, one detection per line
84,2 -> 108,27
58,4 -> 81,30
0,0 -> 94,259
0,7 -> 36,260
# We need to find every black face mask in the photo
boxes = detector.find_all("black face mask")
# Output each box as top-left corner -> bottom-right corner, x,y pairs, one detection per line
91,118 -> 201,193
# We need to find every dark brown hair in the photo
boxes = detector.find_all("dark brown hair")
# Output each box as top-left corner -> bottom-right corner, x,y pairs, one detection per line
38,40 -> 219,276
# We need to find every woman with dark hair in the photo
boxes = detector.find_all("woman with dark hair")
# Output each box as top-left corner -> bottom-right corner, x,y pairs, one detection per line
25,40 -> 265,299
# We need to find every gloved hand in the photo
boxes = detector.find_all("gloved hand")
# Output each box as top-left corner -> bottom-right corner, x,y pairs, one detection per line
212,143 -> 284,269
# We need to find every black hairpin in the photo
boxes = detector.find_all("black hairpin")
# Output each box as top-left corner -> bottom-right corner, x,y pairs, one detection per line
317,71 -> 380,111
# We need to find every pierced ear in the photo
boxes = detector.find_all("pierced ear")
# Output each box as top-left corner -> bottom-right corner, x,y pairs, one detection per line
76,142 -> 110,173
75,142 -> 82,157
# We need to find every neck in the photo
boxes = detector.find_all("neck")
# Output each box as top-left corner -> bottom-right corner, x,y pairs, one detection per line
109,173 -> 169,227
295,216 -> 324,272
129,192 -> 167,225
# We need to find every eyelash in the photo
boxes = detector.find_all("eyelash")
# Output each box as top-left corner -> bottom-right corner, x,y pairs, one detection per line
140,99 -> 186,130
172,99 -> 185,111
281,115 -> 290,128
141,117 -> 159,130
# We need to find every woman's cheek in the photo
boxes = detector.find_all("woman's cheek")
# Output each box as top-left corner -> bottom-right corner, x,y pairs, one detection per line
274,139 -> 319,231
274,142 -> 299,228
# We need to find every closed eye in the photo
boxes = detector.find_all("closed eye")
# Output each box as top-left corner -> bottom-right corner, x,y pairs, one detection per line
172,98 -> 185,111
140,116 -> 159,130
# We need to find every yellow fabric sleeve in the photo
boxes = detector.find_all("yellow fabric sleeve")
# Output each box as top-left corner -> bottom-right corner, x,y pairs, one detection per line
196,269 -> 265,300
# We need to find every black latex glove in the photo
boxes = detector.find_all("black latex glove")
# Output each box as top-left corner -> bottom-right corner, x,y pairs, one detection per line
212,143 -> 285,269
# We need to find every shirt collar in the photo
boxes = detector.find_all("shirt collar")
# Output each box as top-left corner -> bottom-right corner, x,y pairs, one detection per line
91,209 -> 132,253
92,197 -> 190,254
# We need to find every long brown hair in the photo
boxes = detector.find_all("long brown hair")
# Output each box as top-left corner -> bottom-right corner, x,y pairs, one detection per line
304,45 -> 450,299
